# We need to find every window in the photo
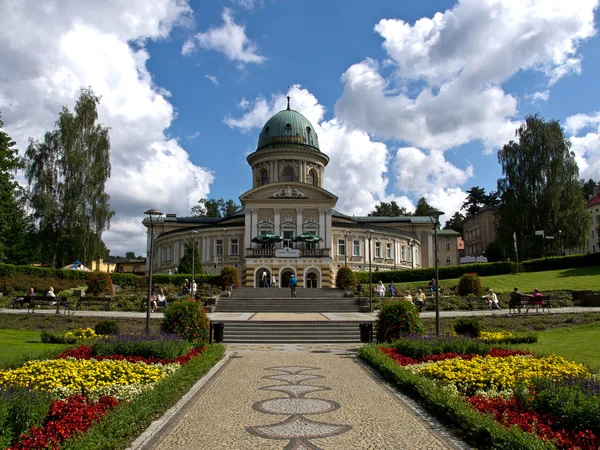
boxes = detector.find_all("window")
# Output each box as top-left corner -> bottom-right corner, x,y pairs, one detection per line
338,239 -> 345,256
308,169 -> 317,185
260,169 -> 269,185
282,167 -> 294,182
445,243 -> 451,250
167,245 -> 172,260
386,243 -> 392,259
283,230 -> 294,248
230,238 -> 238,255
375,242 -> 381,258
436,242 -> 440,250
215,239 -> 223,256
446,256 -> 451,264
353,239 -> 360,256
401,245 -> 406,260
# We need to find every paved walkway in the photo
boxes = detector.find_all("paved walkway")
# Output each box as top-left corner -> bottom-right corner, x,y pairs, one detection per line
131,347 -> 468,450
2,306 -> 599,320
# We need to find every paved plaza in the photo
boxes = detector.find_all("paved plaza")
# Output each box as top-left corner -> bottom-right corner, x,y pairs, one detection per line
130,346 -> 468,450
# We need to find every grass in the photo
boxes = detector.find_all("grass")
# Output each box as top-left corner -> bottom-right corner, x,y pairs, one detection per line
508,321 -> 600,371
404,265 -> 600,293
0,329 -> 68,368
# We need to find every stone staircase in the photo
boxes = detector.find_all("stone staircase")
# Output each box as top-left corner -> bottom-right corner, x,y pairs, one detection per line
216,288 -> 361,313
213,288 -> 367,343
221,321 -> 363,344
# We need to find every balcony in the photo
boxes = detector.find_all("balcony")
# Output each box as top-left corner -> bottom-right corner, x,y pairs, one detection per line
245,248 -> 330,258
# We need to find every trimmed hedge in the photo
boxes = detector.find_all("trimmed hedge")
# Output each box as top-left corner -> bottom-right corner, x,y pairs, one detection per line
0,264 -> 138,288
152,273 -> 221,287
358,344 -> 553,449
522,253 -> 600,272
356,261 -> 514,283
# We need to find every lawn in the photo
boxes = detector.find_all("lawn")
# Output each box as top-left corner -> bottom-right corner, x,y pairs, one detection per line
0,328 -> 68,368
404,265 -> 600,293
509,321 -> 600,370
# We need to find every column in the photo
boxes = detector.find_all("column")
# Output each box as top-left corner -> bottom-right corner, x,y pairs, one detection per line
245,210 -> 251,249
428,231 -> 433,268
325,209 -> 332,249
296,208 -> 303,236
318,209 -> 325,242
274,209 -> 281,235
251,209 -> 258,240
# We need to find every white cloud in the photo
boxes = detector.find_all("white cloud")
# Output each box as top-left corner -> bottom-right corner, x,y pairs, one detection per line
529,90 -> 550,103
565,112 -> 600,180
0,0 -> 214,256
336,0 -> 598,153
237,98 -> 250,109
232,0 -> 263,10
191,8 -> 266,65
205,74 -> 219,86
181,38 -> 196,55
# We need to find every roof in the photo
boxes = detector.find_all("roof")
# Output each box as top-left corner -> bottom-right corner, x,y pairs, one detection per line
437,229 -> 460,236
331,209 -> 435,224
586,191 -> 600,209
256,106 -> 320,152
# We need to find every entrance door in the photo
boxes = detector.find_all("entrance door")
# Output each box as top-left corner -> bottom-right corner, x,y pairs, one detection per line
306,273 -> 318,288
280,269 -> 294,288
256,268 -> 271,287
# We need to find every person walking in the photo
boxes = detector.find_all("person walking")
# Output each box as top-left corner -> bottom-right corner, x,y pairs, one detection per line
262,270 -> 268,287
289,274 -> 298,298
271,274 -> 276,288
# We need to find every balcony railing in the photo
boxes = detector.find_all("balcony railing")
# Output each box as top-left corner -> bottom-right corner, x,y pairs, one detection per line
245,248 -> 330,258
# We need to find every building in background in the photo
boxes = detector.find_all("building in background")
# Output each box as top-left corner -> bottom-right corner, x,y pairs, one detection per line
143,101 -> 444,287
585,184 -> 600,253
462,208 -> 497,258
436,230 -> 461,266
115,258 -> 147,274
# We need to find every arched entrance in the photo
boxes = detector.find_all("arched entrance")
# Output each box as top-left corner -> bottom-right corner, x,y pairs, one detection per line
304,268 -> 320,288
280,269 -> 295,288
255,268 -> 271,287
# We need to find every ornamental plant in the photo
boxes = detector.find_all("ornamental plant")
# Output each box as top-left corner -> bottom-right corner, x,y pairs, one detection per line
453,317 -> 483,338
92,333 -> 191,359
94,320 -> 120,335
375,300 -> 423,343
86,272 -> 113,296
161,299 -> 210,344
393,335 -> 490,359
219,265 -> 240,288
335,267 -> 357,290
457,272 -> 484,297
0,387 -> 53,448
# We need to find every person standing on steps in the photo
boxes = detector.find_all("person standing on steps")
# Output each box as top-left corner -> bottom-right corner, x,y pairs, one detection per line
289,274 -> 298,298
271,273 -> 276,288
262,270 -> 268,287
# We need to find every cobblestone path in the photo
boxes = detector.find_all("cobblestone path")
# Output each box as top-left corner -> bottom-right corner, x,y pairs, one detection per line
146,347 -> 465,450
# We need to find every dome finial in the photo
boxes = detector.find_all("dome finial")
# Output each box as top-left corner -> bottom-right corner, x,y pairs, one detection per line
287,96 -> 290,110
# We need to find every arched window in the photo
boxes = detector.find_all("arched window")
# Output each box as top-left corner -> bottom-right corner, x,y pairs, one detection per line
282,167 -> 294,182
260,169 -> 269,185
308,169 -> 317,186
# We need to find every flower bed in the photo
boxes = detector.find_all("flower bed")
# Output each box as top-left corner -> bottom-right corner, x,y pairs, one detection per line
0,336 -> 217,449
360,337 -> 598,449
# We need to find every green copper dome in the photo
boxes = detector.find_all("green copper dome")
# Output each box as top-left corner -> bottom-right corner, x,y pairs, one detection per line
256,102 -> 320,151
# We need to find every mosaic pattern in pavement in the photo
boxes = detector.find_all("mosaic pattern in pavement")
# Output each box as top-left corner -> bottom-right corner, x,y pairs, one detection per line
247,366 -> 351,449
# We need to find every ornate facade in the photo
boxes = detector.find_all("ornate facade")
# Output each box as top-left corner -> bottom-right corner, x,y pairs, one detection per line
143,100 -> 439,287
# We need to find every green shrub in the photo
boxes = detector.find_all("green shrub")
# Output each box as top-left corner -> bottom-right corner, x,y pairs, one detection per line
109,273 -> 139,288
161,299 -> 210,344
393,335 -> 490,359
87,272 -> 113,296
453,317 -> 483,338
375,300 -> 423,343
0,387 -> 53,448
40,330 -> 77,344
522,253 -> 600,272
94,320 -> 120,335
92,334 -> 191,359
457,273 -> 484,297
335,267 -> 357,290
219,265 -> 240,288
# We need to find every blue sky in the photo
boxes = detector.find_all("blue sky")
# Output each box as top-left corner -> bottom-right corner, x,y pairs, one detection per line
1,0 -> 599,255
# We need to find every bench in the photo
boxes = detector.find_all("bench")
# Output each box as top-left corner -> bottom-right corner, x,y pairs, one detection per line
75,296 -> 113,311
509,295 -> 551,313
11,296 -> 70,314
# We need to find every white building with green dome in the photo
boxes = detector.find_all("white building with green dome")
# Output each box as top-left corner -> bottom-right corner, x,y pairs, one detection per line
143,100 -> 446,287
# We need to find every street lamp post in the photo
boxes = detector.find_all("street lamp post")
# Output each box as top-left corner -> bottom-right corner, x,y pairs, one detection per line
342,230 -> 349,267
428,208 -> 445,337
190,231 -> 198,298
220,228 -> 227,271
144,208 -> 163,335
365,229 -> 374,313
408,239 -> 415,268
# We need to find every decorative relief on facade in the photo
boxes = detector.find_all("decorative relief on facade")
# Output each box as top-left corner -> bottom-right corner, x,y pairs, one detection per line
303,217 -> 317,224
258,217 -> 273,224
282,214 -> 294,224
272,186 -> 306,198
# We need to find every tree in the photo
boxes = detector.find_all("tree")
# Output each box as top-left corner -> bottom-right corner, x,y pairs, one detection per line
461,186 -> 486,217
414,197 -> 433,216
369,201 -> 410,217
496,115 -> 590,260
581,178 -> 597,201
0,114 -> 34,264
125,251 -> 136,259
178,241 -> 202,274
443,211 -> 465,234
484,240 -> 504,262
25,88 -> 114,267
191,198 -> 240,218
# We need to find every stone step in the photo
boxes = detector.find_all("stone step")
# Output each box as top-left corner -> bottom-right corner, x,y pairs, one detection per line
230,288 -> 350,299
216,297 -> 361,313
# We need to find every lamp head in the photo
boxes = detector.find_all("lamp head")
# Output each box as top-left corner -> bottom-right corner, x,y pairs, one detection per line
428,208 -> 444,219
365,229 -> 374,239
144,208 -> 163,216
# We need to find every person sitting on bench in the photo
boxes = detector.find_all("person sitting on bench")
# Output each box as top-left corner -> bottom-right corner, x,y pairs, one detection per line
526,288 -> 544,313
487,289 -> 501,310
509,287 -> 523,314
413,289 -> 426,312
